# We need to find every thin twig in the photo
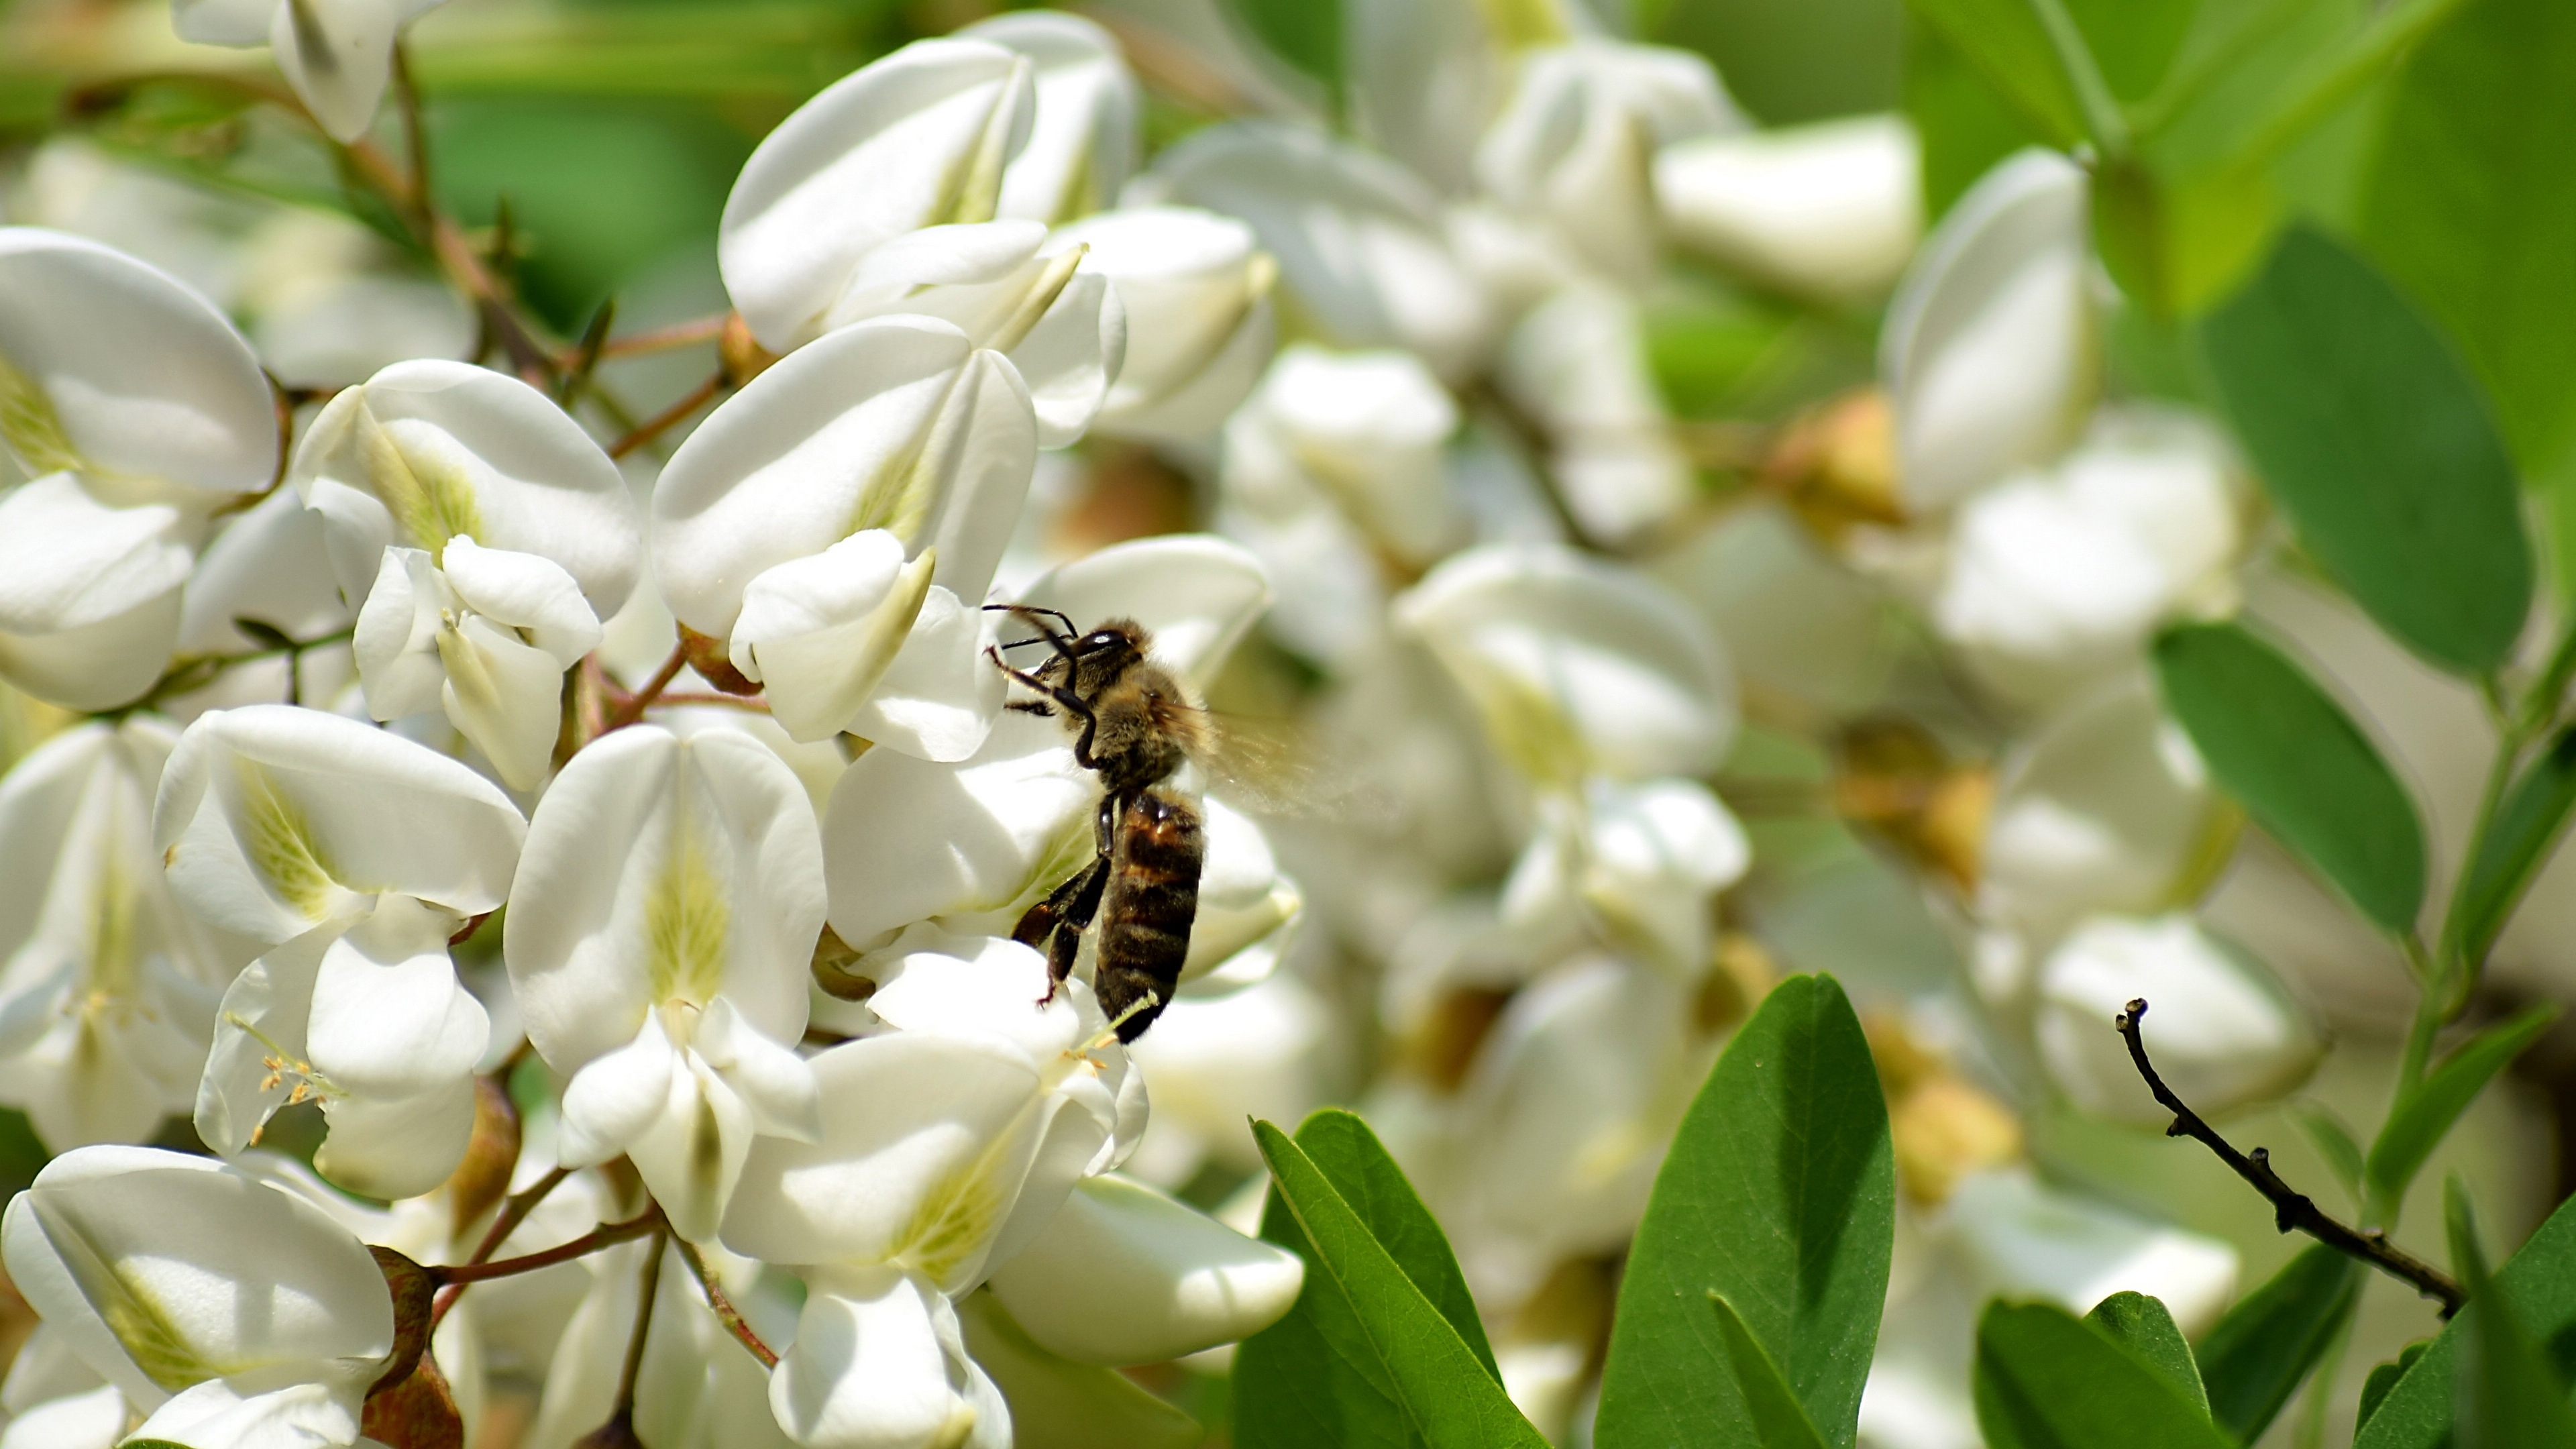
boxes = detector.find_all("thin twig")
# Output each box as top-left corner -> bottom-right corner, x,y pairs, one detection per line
609,372 -> 725,459
593,313 -> 728,361
647,691 -> 771,713
614,1231 -> 667,1409
2116,999 -> 2466,1315
431,1209 -> 660,1287
674,1237 -> 780,1368
391,39 -> 432,223
429,1165 -> 572,1328
599,642 -> 690,734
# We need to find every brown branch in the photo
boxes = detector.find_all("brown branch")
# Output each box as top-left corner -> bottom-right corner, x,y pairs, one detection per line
674,1238 -> 779,1368
609,372 -> 725,459
2116,999 -> 2466,1315
430,1209 -> 660,1287
614,1231 -> 667,1408
598,642 -> 690,735
593,314 -> 728,361
429,1164 -> 571,1328
646,691 -> 771,713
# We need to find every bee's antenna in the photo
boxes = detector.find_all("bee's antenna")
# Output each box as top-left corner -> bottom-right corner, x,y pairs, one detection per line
982,602 -> 1079,638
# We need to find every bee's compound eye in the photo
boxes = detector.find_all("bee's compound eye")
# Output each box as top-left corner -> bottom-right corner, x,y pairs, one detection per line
1084,631 -> 1121,649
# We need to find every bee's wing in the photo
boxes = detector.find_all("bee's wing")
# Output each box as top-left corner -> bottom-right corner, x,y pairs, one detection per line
1178,706 -> 1388,824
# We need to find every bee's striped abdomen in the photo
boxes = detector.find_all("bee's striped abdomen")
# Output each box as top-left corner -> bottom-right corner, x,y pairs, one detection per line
1097,786 -> 1204,1042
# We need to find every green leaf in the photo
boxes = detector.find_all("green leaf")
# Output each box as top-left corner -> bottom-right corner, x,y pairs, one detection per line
1903,17 -> 2046,219
1974,1301 -> 2237,1449
1709,1293 -> 1833,1449
1245,1122 -> 1549,1449
2151,621 -> 2427,932
1289,1110 -> 1496,1377
230,616 -> 299,653
2353,1189 -> 2576,1448
1236,1111 -> 1495,1449
2199,225 -> 2533,674
2192,1244 -> 2361,1442
1898,0 -> 2088,147
2085,1293 -> 2208,1411
2365,1006 -> 2560,1219
2447,730 -> 2576,969
2359,0 -> 2576,470
1217,0 -> 1344,102
2091,152 -> 2278,319
1596,975 -> 1896,1446
1644,0 -> 1903,125
2447,1182 -> 2576,1448
2292,1103 -> 2367,1204
2357,1342 -> 2432,1436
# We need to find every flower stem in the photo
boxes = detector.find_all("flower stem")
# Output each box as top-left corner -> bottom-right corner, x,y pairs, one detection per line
614,1230 -> 668,1411
608,371 -> 726,459
598,643 -> 691,735
2116,998 -> 2465,1314
429,1164 -> 572,1328
592,314 -> 729,362
432,1208 -> 661,1287
674,1237 -> 780,1368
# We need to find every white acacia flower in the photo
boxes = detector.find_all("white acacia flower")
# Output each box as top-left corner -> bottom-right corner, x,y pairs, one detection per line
1136,123 -> 1494,378
812,221 -> 1126,448
0,718 -> 237,1151
156,704 -> 524,1198
719,38 -> 1039,354
1978,679 -> 2232,951
290,358 -> 637,788
177,485 -> 356,672
1880,149 -> 2096,513
1474,39 -> 1741,285
1225,344 -> 1462,567
1057,207 -> 1278,443
525,1238 -> 799,1449
1,1146 -> 396,1449
955,1293 -> 1201,1449
1,1326 -> 127,1449
1397,543 -> 1736,786
1122,970 -> 1326,1186
981,1174 -> 1303,1366
1656,114 -> 1922,299
0,229 -> 276,710
1346,0 -> 1566,196
722,1028 -> 1099,1449
1493,280 -> 1695,544
504,725 -> 828,1242
652,315 -> 1036,759
1499,775 -> 1749,978
1932,408 -> 2243,708
172,0 -> 451,142
818,535 -> 1272,950
2035,913 -> 2320,1123
959,11 -> 1141,225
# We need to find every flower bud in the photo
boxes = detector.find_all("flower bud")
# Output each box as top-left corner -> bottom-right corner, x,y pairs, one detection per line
1058,207 -> 1277,443
982,1175 -> 1303,1366
174,0 -> 452,142
1493,281 -> 1695,543
1656,115 -> 1921,299
959,11 -> 1140,225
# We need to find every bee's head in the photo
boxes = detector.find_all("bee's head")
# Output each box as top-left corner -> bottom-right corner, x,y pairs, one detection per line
988,606 -> 1153,695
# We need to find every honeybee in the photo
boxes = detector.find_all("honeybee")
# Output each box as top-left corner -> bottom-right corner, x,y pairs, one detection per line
983,604 -> 1212,1042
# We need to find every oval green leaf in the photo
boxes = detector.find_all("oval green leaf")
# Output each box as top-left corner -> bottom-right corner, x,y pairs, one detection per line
2445,729 -> 2576,969
2355,1189 -> 2576,1447
2085,1292 -> 2207,1412
1596,974 -> 1895,1447
2194,1243 -> 2361,1443
2365,1004 -> 2561,1218
1974,1301 -> 2236,1449
2152,621 -> 2427,932
2199,225 -> 2532,675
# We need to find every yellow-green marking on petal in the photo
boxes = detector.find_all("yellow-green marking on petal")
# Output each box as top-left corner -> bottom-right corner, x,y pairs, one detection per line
647,818 -> 729,1008
234,759 -> 337,920
0,353 -> 86,478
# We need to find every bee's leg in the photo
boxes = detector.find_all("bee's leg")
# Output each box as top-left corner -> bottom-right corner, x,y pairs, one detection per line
985,647 -> 1099,762
1014,854 -> 1109,1005
985,602 -> 1080,640
1006,700 -> 1055,717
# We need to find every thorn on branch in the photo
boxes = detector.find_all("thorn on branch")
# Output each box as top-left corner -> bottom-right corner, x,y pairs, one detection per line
2115,998 -> 2467,1316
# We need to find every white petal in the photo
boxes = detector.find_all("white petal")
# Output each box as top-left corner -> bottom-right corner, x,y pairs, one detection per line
351,545 -> 447,722
1006,533 -> 1270,682
1396,543 -> 1734,782
0,474 -> 192,635
0,1383 -> 127,1449
2034,914 -> 2318,1122
0,227 -> 275,492
437,610 -> 570,792
844,586 -> 1007,763
625,1046 -> 754,1244
270,0 -> 400,144
821,709 -> 1097,948
557,1014 -> 680,1167
1573,776 -> 1748,977
1227,343 -> 1460,564
178,485 -> 354,655
1657,115 -> 1922,299
1,1145 -> 390,1409
1944,1167 -> 2238,1334
962,10 -> 1140,224
305,894 -> 487,1097
722,1034 -> 1047,1292
735,532 -> 932,743
1057,207 -> 1276,443
985,1175 -> 1301,1364
504,724 -> 824,1069
194,928 -> 329,1157
721,38 -> 1038,351
1138,124 -> 1492,378
697,995 -> 823,1142
440,537 -> 604,665
859,926 -> 1087,1065
0,586 -> 182,714
1493,281 -> 1692,543
769,1266 -> 1002,1449
651,317 -> 1033,639
953,1294 -> 1201,1449
310,1072 -> 478,1199
825,221 -> 1048,324
1002,265 -> 1123,447
290,359 -> 639,612
1880,149 -> 2094,511
173,0 -> 275,46
155,704 -> 526,942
